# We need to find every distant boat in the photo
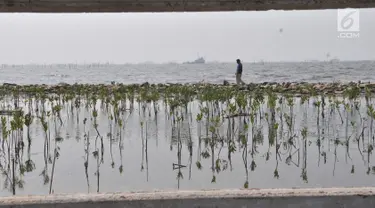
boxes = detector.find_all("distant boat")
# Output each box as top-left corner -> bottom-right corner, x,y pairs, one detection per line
183,56 -> 205,64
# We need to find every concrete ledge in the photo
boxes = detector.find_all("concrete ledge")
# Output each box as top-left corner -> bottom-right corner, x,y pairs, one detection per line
0,0 -> 374,12
1,187 -> 375,208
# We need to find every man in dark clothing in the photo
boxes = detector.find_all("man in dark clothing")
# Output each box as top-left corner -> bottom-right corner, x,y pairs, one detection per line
235,59 -> 245,85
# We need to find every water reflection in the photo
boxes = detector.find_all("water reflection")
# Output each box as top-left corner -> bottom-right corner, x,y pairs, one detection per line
0,94 -> 374,196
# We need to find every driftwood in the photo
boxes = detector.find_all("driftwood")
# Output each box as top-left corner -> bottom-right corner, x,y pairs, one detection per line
225,113 -> 251,119
0,109 -> 23,116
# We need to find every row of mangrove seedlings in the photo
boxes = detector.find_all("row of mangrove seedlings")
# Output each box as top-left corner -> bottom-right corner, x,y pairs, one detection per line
0,82 -> 374,195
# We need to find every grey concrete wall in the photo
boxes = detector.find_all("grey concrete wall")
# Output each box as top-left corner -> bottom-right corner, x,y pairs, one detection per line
0,187 -> 375,208
0,0 -> 374,12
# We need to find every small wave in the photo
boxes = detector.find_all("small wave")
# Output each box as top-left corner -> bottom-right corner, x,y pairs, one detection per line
309,75 -> 335,82
263,73 -> 290,78
44,74 -> 70,78
339,67 -> 354,70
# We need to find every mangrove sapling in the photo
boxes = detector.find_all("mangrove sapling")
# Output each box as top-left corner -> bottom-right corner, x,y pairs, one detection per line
25,102 -> 33,146
272,112 -> 281,178
112,99 -> 126,170
92,100 -> 104,164
146,122 -> 149,181
313,100 -> 323,166
356,120 -> 367,164
137,93 -> 146,118
66,95 -> 75,121
265,110 -> 278,161
118,119 -> 124,174
327,98 -> 336,151
250,98 -> 262,172
187,116 -> 193,180
335,100 -> 344,125
0,143 -> 16,195
209,114 -> 228,175
140,121 -> 145,171
39,114 -> 51,186
332,134 -> 342,176
321,95 -> 326,120
52,105 -> 63,136
163,94 -> 169,122
196,110 -> 203,170
354,101 -> 363,126
281,100 -> 299,167
277,97 -> 285,145
174,116 -> 184,189
366,144 -> 374,175
75,96 -> 81,125
49,136 -> 63,194
0,118 -> 13,194
346,87 -> 363,146
344,103 -> 354,163
83,118 -> 91,192
92,138 -> 102,193
24,113 -> 35,173
241,122 -> 249,188
2,110 -> 26,195
203,106 -> 210,147
54,99 -> 64,127
128,90 -> 136,113
266,90 -> 277,147
286,95 -> 295,136
153,101 -> 160,147
301,127 -> 308,183
91,99 -> 103,193
235,92 -> 247,143
367,106 -> 375,147
364,87 -> 372,147
313,100 -> 322,133
226,102 -> 237,171
1,116 -> 7,152
151,91 -> 160,117
282,97 -> 299,167
274,157 -> 280,179
108,114 -> 115,168
168,103 -> 176,151
209,117 -> 217,183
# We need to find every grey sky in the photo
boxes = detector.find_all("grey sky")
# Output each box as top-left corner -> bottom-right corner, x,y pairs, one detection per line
0,9 -> 374,64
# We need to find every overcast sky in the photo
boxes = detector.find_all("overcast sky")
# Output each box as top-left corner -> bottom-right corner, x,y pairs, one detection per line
0,8 -> 374,64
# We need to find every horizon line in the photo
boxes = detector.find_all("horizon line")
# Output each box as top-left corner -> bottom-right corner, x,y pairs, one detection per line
0,59 -> 374,66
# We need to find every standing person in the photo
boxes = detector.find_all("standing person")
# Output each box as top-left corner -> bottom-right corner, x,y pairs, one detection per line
235,59 -> 246,85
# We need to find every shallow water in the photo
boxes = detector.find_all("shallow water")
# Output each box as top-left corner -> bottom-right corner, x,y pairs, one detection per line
0,60 -> 375,85
0,94 -> 373,196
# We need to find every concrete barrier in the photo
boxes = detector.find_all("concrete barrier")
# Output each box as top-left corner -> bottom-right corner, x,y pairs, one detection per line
0,0 -> 374,13
0,187 -> 375,208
